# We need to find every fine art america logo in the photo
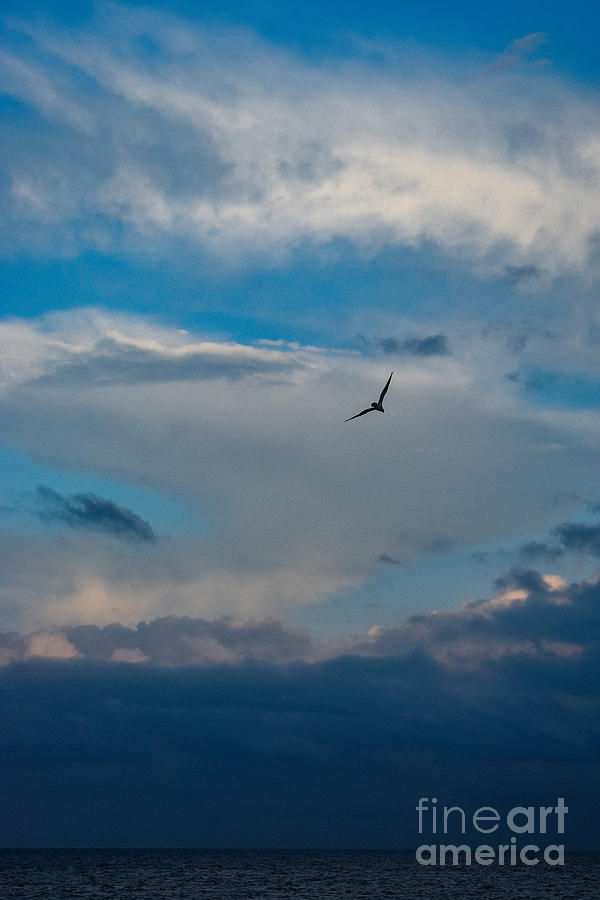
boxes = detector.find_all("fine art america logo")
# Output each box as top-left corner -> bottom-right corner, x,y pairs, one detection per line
415,797 -> 567,866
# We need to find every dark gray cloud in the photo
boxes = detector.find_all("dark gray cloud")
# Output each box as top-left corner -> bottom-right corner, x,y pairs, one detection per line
346,567 -> 595,666
553,522 -> 600,556
422,535 -> 454,553
519,540 -> 564,562
68,616 -> 316,665
379,334 -> 450,357
378,553 -> 401,565
509,509 -> 600,562
1,567 -> 599,847
470,549 -> 492,563
35,486 -> 156,542
0,615 -> 318,666
512,507 -> 600,561
505,264 -> 541,284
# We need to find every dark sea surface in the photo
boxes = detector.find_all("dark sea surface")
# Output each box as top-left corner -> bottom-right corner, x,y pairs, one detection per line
1,849 -> 599,899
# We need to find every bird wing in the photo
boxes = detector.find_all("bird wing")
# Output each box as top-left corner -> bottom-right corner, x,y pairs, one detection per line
378,371 -> 393,405
345,407 -> 376,422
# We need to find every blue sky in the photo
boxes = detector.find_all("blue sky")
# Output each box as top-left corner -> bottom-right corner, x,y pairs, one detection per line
2,0 -> 600,847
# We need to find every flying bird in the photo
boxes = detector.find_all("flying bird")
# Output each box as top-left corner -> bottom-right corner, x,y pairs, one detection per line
345,372 -> 393,422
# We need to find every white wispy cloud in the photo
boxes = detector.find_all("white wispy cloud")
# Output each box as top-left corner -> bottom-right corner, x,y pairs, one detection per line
492,31 -> 549,70
0,308 -> 315,388
1,5 -> 600,273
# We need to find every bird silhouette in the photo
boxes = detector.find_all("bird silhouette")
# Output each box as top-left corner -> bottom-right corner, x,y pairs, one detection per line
345,372 -> 393,422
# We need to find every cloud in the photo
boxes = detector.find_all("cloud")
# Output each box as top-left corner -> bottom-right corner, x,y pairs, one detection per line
379,334 -> 450,357
65,615 -> 319,665
0,565 -> 593,670
515,511 -> 600,562
0,309 -> 307,389
518,539 -> 563,562
34,485 -> 156,542
1,308 -> 600,631
553,522 -> 600,556
378,553 -> 402,566
504,264 -> 541,284
24,630 -> 80,660
32,337 -> 301,387
346,568 -> 586,666
0,9 -> 599,276
109,647 -> 149,663
1,566 -> 599,846
494,33 -> 549,69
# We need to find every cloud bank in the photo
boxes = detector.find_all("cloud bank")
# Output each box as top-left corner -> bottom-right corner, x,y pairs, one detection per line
0,564 -> 595,668
1,566 -> 599,846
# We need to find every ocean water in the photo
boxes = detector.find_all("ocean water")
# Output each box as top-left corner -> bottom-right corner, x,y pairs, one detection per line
1,849 -> 599,899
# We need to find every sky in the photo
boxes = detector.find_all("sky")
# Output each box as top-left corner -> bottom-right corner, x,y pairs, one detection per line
1,0 -> 600,849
